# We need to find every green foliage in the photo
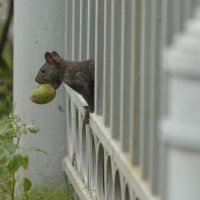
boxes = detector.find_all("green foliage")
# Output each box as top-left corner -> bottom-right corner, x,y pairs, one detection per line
23,178 -> 32,193
25,185 -> 75,200
0,115 -> 75,200
0,113 -> 39,200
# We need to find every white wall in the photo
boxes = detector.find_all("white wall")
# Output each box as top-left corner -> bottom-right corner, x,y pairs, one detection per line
14,0 -> 66,184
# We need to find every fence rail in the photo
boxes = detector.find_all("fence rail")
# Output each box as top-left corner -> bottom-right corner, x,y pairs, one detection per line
63,0 -> 200,200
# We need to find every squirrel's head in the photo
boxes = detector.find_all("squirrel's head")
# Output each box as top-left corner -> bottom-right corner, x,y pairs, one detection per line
35,51 -> 62,89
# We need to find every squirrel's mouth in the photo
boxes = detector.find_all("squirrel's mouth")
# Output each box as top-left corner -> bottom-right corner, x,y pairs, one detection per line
35,77 -> 59,90
50,83 -> 59,89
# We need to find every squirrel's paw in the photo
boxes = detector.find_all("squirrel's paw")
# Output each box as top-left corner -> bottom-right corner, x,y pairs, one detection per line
83,106 -> 91,124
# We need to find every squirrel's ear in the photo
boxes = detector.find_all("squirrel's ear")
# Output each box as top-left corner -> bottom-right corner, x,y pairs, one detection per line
51,51 -> 60,58
44,52 -> 53,63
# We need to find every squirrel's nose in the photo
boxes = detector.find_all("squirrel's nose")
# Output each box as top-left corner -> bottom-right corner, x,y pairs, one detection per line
35,76 -> 41,84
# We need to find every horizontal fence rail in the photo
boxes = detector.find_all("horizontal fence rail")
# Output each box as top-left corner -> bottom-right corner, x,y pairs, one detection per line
63,0 -> 200,200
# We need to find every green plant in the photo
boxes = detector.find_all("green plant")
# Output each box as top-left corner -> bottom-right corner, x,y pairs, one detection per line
0,113 -> 40,200
25,185 -> 75,200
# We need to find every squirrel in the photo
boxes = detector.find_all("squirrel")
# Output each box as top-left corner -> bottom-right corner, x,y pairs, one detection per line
35,51 -> 95,122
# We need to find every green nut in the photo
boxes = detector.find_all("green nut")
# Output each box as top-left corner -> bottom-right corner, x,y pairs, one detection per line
30,84 -> 56,104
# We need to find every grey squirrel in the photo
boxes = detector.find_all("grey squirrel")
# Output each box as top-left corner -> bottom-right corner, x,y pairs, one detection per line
35,51 -> 95,115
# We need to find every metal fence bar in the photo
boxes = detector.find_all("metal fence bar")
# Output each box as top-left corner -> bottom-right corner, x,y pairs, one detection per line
78,111 -> 83,173
103,0 -> 111,127
139,0 -> 151,180
149,0 -> 162,194
70,101 -> 76,162
173,0 -> 181,33
95,0 -> 104,115
87,0 -> 95,59
79,0 -> 88,60
81,122 -> 88,184
65,93 -> 71,158
132,0 -> 141,166
65,0 -> 73,60
119,0 -> 132,152
105,155 -> 113,200
110,0 -> 122,139
90,132 -> 97,197
72,0 -> 80,61
165,0 -> 175,45
149,0 -> 157,191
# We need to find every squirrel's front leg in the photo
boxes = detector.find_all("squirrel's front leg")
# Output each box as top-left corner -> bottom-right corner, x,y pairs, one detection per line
83,106 -> 91,125
82,92 -> 94,124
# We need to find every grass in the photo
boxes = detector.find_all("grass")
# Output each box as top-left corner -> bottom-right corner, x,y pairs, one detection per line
23,185 -> 75,200
0,183 -> 75,200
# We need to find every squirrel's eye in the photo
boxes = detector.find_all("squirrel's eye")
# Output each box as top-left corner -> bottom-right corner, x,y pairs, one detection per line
41,68 -> 45,73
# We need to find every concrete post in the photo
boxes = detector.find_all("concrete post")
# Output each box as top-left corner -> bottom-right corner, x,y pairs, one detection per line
14,0 -> 66,184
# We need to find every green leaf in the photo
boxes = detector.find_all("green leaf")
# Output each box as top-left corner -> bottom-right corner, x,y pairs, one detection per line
23,177 -> 32,192
0,166 -> 6,175
4,138 -> 15,152
21,155 -> 29,169
0,135 -> 4,140
7,154 -> 23,173
7,179 -> 16,192
26,125 -> 39,134
0,156 -> 8,167
3,128 -> 16,139
0,145 -> 8,158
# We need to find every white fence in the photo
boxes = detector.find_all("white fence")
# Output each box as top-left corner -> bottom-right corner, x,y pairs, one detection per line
63,0 -> 200,200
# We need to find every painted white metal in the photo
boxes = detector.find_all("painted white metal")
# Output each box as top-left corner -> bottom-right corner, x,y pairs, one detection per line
63,0 -> 200,200
130,0 -> 141,167
119,0 -> 133,152
103,0 -> 111,127
139,0 -> 152,181
95,0 -> 104,115
14,0 -> 66,184
161,10 -> 200,199
86,0 -> 95,60
110,0 -> 122,140
63,85 -> 157,200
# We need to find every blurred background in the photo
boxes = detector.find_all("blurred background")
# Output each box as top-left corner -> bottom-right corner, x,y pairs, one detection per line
0,0 -> 13,120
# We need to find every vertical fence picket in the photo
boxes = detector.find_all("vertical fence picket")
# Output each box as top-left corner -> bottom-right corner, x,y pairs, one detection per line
65,93 -> 71,157
139,0 -> 151,179
148,0 -> 157,190
70,101 -> 76,163
149,0 -> 162,194
95,0 -> 104,115
103,0 -> 111,127
79,0 -> 88,60
131,0 -> 142,166
65,0 -> 73,60
110,0 -> 122,139
119,0 -> 132,152
72,0 -> 80,61
87,0 -> 96,59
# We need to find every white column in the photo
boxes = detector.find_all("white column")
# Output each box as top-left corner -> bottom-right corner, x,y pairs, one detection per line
161,8 -> 200,200
14,0 -> 66,184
